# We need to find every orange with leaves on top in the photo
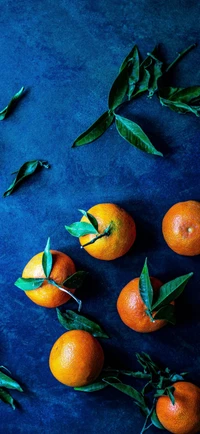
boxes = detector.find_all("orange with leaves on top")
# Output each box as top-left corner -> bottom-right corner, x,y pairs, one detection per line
162,200 -> 200,256
117,276 -> 166,333
156,381 -> 200,434
79,203 -> 136,260
22,250 -> 76,308
49,330 -> 104,387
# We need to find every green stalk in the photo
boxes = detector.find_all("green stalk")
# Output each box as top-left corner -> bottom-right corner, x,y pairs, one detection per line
48,279 -> 82,312
81,224 -> 112,248
165,43 -> 197,73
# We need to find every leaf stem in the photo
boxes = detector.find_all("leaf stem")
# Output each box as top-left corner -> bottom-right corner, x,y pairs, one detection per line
48,279 -> 82,312
165,43 -> 197,73
140,407 -> 154,434
81,224 -> 112,248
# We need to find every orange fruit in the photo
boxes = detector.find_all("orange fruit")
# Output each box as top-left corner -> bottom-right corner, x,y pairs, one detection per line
79,203 -> 136,260
162,200 -> 200,256
49,330 -> 104,387
156,381 -> 200,434
117,277 -> 169,333
22,250 -> 76,308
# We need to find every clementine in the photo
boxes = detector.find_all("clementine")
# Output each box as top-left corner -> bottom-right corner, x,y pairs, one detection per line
162,200 -> 200,256
49,330 -> 104,387
22,250 -> 76,308
156,381 -> 200,434
117,277 -> 169,333
79,203 -> 136,260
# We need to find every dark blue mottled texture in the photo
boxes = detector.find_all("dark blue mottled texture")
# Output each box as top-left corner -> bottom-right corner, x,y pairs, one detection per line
1,0 -> 200,433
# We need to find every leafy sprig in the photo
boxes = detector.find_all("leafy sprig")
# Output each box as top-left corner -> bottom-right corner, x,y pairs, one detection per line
3,160 -> 50,197
0,367 -> 23,409
65,209 -> 112,248
138,258 -> 193,324
56,309 -> 109,338
15,238 -> 87,311
72,42 -> 197,156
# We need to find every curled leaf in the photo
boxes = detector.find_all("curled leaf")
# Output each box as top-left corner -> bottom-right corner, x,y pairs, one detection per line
115,114 -> 163,156
159,86 -> 200,116
14,277 -> 45,291
0,86 -> 25,120
72,110 -> 114,147
56,309 -> 109,338
3,160 -> 50,197
42,237 -> 53,278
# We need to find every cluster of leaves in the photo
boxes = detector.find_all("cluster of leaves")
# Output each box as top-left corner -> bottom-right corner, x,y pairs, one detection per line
73,43 -> 199,156
65,209 -> 112,247
0,366 -> 23,409
138,258 -> 193,324
14,238 -> 88,311
75,351 -> 187,433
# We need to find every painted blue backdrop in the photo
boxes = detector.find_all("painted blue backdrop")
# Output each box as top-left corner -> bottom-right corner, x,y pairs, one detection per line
1,0 -> 200,433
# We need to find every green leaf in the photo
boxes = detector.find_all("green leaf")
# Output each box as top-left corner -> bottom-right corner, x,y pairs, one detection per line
63,271 -> 88,289
103,377 -> 146,411
65,222 -> 98,237
78,210 -> 99,232
119,45 -> 140,100
131,48 -> 156,99
119,45 -> 139,72
3,160 -> 50,197
56,309 -> 109,338
167,386 -> 175,405
170,373 -> 186,382
147,51 -> 163,97
42,237 -> 52,278
0,86 -> 25,120
14,277 -> 45,291
0,388 -> 15,409
159,86 -> 200,117
139,258 -> 153,311
153,304 -> 176,325
75,381 -> 108,392
108,63 -> 130,110
151,272 -> 193,310
72,110 -> 114,147
0,371 -> 23,391
103,367 -> 151,379
115,115 -> 163,156
151,410 -> 165,429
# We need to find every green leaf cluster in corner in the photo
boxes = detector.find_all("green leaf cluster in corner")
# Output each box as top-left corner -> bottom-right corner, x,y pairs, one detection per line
138,258 -> 193,324
0,367 -> 23,409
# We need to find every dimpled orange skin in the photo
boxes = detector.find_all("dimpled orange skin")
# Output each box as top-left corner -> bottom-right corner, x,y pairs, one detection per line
79,203 -> 136,260
156,382 -> 200,434
162,201 -> 200,256
117,277 -> 169,333
49,330 -> 104,387
22,250 -> 76,308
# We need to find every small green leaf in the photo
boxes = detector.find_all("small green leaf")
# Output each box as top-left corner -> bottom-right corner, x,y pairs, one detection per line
115,115 -> 163,156
0,86 -> 25,120
119,45 -> 139,73
131,48 -> 156,99
103,378 -> 146,409
139,258 -> 154,311
170,373 -> 186,382
72,111 -> 114,147
0,371 -> 23,392
108,63 -> 130,110
56,309 -> 109,338
3,160 -> 50,197
42,237 -> 52,278
14,277 -> 45,291
63,271 -> 88,289
119,45 -> 140,100
151,272 -> 193,310
78,210 -> 99,232
0,388 -> 15,409
151,410 -> 165,429
167,386 -> 175,405
159,86 -> 200,117
75,381 -> 108,392
65,222 -> 98,237
153,304 -> 176,325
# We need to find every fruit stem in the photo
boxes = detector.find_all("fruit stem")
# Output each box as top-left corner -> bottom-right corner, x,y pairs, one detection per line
81,224 -> 112,248
48,279 -> 82,312
165,43 -> 197,73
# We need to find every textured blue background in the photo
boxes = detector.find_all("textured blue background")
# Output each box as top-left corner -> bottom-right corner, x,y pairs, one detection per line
1,0 -> 200,433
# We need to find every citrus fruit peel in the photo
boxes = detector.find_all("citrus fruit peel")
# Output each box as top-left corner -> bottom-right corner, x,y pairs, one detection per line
15,238 -> 87,311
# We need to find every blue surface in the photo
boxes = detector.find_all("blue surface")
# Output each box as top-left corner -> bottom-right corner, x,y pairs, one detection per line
1,0 -> 200,433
